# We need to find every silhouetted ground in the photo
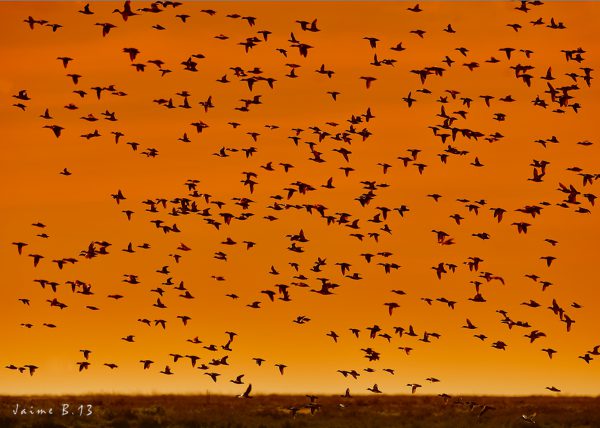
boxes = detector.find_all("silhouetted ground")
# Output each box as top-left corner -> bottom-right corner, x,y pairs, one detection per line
1,394 -> 599,427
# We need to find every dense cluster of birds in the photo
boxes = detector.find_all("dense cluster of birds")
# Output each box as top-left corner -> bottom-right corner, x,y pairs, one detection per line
6,0 -> 599,420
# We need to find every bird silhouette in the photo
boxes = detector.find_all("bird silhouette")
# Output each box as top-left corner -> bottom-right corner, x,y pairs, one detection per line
238,383 -> 252,398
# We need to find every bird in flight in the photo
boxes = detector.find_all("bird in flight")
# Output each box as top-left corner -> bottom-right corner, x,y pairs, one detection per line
238,383 -> 252,398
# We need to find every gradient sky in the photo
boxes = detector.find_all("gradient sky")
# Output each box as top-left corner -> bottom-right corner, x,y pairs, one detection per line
1,1 -> 598,396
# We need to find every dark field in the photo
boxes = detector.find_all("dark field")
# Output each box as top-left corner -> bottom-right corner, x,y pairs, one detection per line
1,394 -> 599,428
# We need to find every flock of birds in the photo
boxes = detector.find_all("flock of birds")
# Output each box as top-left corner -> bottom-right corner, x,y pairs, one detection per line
6,0 -> 599,421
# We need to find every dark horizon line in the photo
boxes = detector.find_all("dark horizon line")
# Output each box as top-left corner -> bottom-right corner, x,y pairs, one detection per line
1,393 -> 599,398
2,0 -> 600,3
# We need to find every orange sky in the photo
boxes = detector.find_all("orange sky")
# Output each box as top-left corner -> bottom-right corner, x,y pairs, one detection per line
1,1 -> 599,396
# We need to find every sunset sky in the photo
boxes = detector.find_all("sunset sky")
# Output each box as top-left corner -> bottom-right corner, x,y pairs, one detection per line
1,1 -> 598,397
